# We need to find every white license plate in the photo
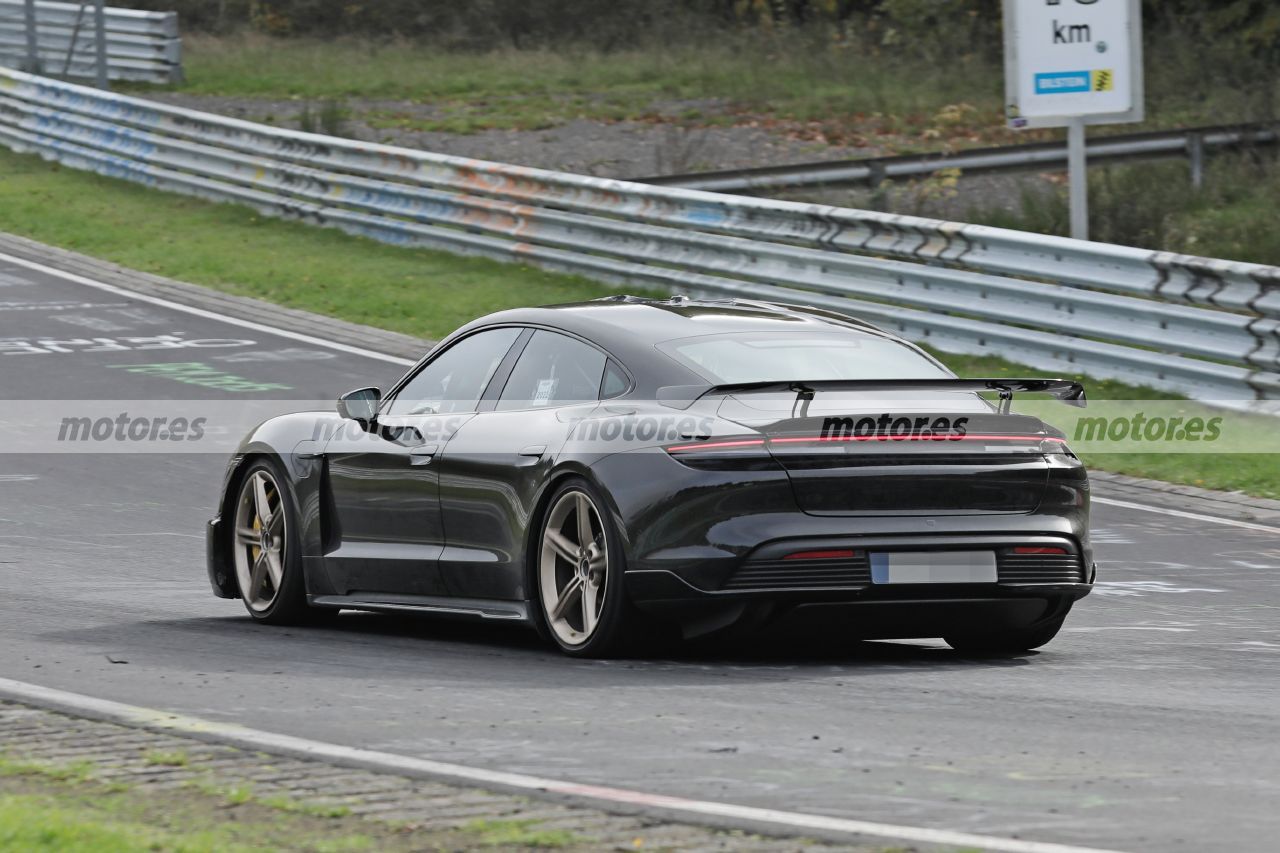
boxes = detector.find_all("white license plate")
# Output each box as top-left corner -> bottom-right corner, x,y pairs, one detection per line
870,551 -> 998,584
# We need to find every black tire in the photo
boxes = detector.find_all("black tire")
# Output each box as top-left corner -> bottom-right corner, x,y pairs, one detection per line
228,458 -> 313,625
944,615 -> 1067,655
531,477 -> 642,658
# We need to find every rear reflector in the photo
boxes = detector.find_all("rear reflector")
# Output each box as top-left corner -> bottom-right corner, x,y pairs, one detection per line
1012,546 -> 1068,555
783,549 -> 859,561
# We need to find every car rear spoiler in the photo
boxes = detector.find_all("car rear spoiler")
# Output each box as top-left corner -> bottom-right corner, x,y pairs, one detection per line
657,378 -> 1087,414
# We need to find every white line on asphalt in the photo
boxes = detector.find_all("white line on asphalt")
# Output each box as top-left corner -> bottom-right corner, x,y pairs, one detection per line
0,251 -> 416,367
1093,497 -> 1280,535
0,677 -> 1128,853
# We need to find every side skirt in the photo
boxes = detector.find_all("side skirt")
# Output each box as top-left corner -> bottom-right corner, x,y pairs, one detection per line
309,593 -> 531,624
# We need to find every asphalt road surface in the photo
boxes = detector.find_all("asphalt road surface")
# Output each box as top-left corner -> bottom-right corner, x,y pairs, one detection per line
2,255 -> 1278,852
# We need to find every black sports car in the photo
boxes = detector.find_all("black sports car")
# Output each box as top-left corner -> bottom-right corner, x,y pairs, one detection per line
207,296 -> 1093,657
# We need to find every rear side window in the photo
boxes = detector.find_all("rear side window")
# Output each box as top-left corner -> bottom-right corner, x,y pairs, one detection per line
497,331 -> 607,410
600,360 -> 629,399
657,331 -> 949,384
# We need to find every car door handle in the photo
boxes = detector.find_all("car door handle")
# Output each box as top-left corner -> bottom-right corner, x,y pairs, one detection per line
519,445 -> 546,458
409,444 -> 439,465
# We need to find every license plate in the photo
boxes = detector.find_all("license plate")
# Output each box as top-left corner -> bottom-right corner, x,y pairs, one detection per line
870,551 -> 998,584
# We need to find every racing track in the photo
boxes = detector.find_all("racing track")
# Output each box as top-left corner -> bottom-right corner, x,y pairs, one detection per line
1,250 -> 1278,852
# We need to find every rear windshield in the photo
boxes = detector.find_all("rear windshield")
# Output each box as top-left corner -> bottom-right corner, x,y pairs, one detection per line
657,331 -> 950,384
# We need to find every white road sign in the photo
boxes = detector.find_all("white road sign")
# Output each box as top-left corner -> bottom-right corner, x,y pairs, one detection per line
1003,0 -> 1144,129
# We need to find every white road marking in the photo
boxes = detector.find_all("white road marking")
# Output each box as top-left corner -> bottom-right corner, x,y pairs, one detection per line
1093,581 -> 1224,596
1092,497 -> 1280,535
0,677 -> 1130,853
0,251 -> 415,367
1063,626 -> 1195,633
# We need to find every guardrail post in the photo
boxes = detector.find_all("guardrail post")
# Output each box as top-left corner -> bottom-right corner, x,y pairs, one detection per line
867,161 -> 886,190
1188,132 -> 1205,190
92,0 -> 108,89
21,0 -> 41,73
867,160 -> 887,208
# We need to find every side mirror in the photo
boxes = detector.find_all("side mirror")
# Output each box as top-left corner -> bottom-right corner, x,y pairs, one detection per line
336,387 -> 381,423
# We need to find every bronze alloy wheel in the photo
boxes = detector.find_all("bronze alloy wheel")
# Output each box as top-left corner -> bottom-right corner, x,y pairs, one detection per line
232,468 -> 288,614
539,488 -> 609,647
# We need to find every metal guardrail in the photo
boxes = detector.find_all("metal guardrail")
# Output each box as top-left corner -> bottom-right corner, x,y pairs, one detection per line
639,122 -> 1280,193
0,0 -> 180,84
0,68 -> 1276,406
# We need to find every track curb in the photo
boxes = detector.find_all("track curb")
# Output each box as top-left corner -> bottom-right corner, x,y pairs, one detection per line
0,698 -> 790,852
0,680 -> 1129,853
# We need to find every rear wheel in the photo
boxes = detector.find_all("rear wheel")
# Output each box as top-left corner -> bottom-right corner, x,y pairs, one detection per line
944,615 -> 1066,655
230,459 -> 311,625
534,479 -> 634,657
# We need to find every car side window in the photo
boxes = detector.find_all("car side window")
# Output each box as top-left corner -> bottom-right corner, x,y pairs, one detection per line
385,327 -> 521,416
600,359 -> 629,399
497,331 -> 607,411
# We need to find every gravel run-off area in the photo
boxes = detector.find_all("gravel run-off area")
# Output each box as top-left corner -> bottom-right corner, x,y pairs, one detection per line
148,91 -> 1048,220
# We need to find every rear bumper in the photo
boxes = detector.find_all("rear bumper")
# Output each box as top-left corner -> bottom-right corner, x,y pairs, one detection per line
626,567 -> 1088,639
627,526 -> 1094,598
625,525 -> 1093,636
626,566 -> 1093,603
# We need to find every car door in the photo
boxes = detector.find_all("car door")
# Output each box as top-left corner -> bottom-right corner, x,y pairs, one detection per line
321,326 -> 524,596
437,329 -> 614,601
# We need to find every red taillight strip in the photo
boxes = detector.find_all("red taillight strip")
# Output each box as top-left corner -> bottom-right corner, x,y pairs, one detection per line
768,434 -> 1066,444
666,438 -> 767,453
1012,546 -> 1068,555
783,549 -> 859,561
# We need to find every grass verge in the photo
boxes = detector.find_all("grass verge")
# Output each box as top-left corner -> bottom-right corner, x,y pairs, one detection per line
967,151 -> 1280,267
0,755 -> 583,851
138,29 -> 1277,150
0,759 -> 388,852
166,33 -> 1006,143
0,149 -> 634,340
0,147 -> 1274,498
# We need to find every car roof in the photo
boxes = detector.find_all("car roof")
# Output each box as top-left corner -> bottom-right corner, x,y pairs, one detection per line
457,295 -> 896,349
437,296 -> 941,394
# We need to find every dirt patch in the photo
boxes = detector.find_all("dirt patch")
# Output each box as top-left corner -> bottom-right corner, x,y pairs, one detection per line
145,90 -> 1058,220
147,92 -> 881,178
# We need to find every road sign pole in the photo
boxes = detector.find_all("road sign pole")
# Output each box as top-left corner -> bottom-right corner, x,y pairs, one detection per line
1004,0 -> 1143,243
1067,117 -> 1088,241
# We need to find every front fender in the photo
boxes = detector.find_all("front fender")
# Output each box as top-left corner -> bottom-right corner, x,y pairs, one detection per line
206,410 -> 349,600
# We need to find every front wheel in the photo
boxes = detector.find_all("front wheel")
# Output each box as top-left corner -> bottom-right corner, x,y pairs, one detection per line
944,615 -> 1067,655
229,459 -> 311,624
534,479 -> 634,658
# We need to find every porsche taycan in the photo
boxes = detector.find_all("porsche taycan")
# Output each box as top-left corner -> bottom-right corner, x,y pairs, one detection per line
206,296 -> 1094,656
